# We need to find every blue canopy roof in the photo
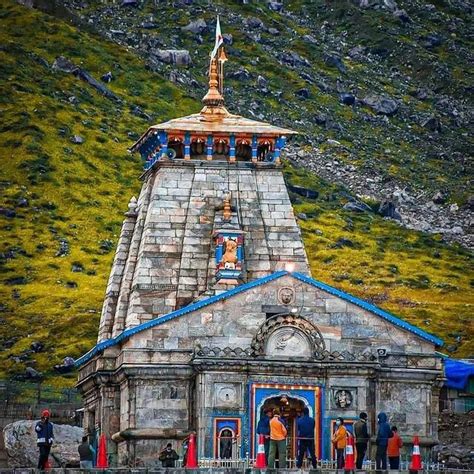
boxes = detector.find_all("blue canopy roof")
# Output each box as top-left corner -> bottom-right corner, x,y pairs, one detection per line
444,358 -> 474,390
75,271 -> 443,367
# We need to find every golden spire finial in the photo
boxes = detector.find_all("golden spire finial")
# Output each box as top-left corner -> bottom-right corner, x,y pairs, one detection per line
202,57 -> 224,107
223,192 -> 232,221
200,18 -> 229,121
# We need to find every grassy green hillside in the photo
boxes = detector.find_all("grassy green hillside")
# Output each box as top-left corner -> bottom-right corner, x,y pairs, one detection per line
66,0 -> 473,204
0,1 -> 472,386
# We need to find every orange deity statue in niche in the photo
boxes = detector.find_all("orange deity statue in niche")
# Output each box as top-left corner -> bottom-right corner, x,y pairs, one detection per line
221,238 -> 238,269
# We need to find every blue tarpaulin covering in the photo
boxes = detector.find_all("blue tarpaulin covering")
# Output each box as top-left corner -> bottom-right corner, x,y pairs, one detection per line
444,358 -> 474,390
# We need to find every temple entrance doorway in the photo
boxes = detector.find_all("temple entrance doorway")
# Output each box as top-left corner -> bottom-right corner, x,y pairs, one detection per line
251,383 -> 322,460
261,395 -> 305,460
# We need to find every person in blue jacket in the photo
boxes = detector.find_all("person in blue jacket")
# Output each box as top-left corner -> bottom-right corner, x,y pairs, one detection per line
296,406 -> 317,468
375,412 -> 393,471
256,408 -> 273,463
36,409 -> 54,470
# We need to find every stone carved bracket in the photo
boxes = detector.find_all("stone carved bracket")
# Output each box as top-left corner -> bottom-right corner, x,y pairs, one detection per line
251,314 -> 326,359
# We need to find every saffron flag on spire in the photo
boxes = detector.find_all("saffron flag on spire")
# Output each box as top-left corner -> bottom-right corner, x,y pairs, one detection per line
210,16 -> 224,58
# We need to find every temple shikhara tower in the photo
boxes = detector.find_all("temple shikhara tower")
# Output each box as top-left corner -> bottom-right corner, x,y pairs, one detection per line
76,21 -> 444,467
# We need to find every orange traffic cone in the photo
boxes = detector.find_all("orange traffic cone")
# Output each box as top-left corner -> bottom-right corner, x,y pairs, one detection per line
344,435 -> 355,473
254,434 -> 267,468
185,432 -> 198,468
409,435 -> 422,472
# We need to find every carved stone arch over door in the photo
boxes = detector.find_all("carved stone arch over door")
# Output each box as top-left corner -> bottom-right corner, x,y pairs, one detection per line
251,314 -> 326,359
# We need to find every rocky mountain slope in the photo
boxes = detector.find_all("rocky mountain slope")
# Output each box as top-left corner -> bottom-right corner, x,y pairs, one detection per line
0,0 -> 472,386
58,0 -> 474,248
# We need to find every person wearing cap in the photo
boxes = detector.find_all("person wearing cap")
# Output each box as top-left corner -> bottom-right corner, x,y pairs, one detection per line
354,412 -> 370,469
159,442 -> 179,467
332,417 -> 347,469
268,408 -> 287,468
35,409 -> 54,470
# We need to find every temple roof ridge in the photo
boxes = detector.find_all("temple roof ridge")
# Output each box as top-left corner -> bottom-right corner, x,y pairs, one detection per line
75,271 -> 444,368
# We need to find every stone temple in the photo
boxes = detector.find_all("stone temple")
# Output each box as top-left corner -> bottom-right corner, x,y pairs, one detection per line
76,31 -> 444,467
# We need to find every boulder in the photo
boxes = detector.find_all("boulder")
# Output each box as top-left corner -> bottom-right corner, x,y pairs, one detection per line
334,237 -> 355,248
3,420 -> 83,468
52,56 -> 77,73
296,88 -> 310,99
393,9 -> 410,22
140,21 -> 157,29
101,71 -> 113,83
70,135 -> 84,144
422,115 -> 441,132
363,94 -> 399,115
229,68 -> 251,81
181,19 -> 207,34
121,0 -> 138,7
223,33 -> 233,45
153,50 -> 191,66
340,93 -> 355,105
424,33 -> 443,49
257,75 -> 268,88
279,51 -> 310,67
268,1 -> 283,11
343,201 -> 372,213
432,191 -> 446,204
30,342 -> 44,352
246,17 -> 264,29
17,197 -> 29,207
288,185 -> 318,199
467,195 -> 474,210
378,200 -> 401,220
324,54 -> 346,74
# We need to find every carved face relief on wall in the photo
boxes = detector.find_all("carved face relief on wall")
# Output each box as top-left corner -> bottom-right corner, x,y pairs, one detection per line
278,286 -> 295,305
334,389 -> 353,409
265,328 -> 312,358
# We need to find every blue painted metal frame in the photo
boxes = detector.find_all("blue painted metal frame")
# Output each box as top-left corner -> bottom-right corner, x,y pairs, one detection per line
209,415 -> 243,458
75,271 -> 443,367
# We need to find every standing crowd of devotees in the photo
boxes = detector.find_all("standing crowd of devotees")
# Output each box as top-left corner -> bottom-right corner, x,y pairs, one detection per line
35,408 -> 402,470
257,408 -> 404,471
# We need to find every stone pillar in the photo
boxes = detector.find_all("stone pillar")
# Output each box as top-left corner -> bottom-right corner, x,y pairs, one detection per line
100,384 -> 121,466
184,132 -> 191,160
251,134 -> 258,163
206,134 -> 213,160
159,131 -> 168,160
229,134 -> 236,162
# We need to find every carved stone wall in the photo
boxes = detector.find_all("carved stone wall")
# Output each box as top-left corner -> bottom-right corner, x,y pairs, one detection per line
99,163 -> 310,339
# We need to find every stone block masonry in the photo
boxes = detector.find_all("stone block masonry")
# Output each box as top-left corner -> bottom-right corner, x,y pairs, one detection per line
103,162 -> 310,336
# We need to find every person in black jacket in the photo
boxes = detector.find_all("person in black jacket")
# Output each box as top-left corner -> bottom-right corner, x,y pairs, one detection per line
375,412 -> 393,471
296,406 -> 317,468
159,443 -> 179,467
353,412 -> 369,469
35,409 -> 54,470
78,436 -> 95,469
